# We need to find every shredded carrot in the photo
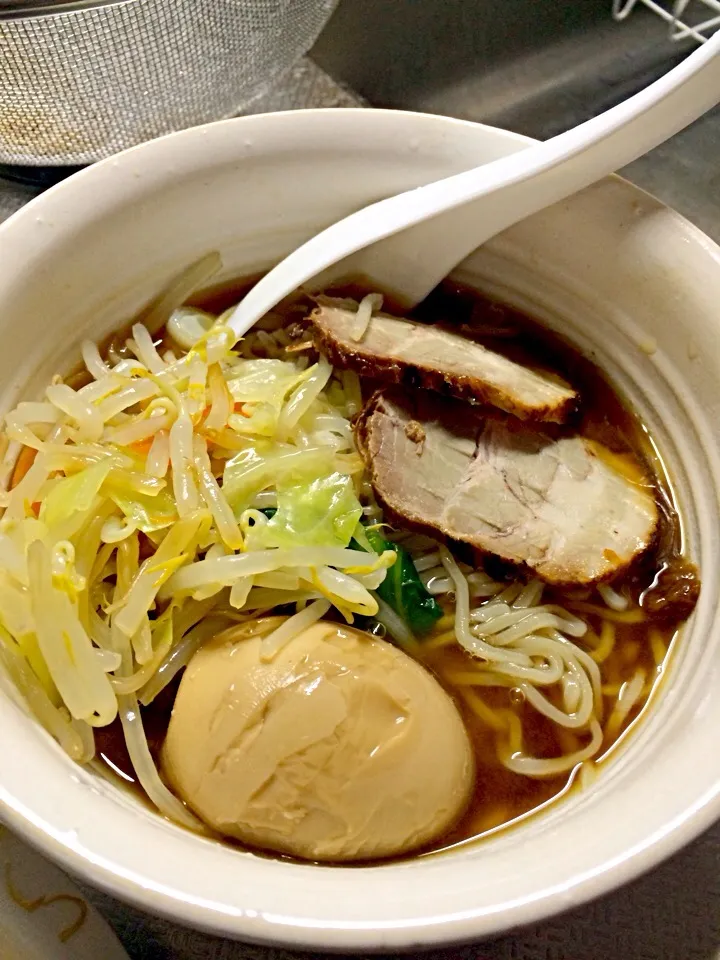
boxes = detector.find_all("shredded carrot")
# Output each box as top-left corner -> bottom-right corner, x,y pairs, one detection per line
10,445 -> 37,490
129,438 -> 155,456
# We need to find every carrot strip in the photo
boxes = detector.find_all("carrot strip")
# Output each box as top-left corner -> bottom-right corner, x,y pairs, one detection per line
129,438 -> 155,456
10,446 -> 37,490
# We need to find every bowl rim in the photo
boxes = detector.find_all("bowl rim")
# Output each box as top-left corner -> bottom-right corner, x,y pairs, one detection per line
1,106 -> 720,951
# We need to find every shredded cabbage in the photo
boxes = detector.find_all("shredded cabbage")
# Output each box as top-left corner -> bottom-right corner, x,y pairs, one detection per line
111,487 -> 177,534
0,264 -> 394,827
0,259 -> 634,829
246,472 -> 362,550
39,461 -> 113,532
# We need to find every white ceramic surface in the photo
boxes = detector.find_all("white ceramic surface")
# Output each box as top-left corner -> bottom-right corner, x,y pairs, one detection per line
0,109 -> 718,951
0,827 -> 128,959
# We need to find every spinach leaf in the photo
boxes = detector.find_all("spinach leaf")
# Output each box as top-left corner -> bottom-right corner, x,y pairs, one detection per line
364,527 -> 442,635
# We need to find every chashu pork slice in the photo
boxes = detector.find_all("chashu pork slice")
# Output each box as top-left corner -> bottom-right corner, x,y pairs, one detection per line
311,298 -> 577,423
356,390 -> 658,585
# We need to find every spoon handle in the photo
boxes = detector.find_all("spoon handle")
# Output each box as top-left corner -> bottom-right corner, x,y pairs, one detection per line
228,31 -> 720,339
349,29 -> 720,304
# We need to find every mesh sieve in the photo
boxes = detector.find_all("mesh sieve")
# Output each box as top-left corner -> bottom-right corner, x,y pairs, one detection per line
0,0 -> 339,166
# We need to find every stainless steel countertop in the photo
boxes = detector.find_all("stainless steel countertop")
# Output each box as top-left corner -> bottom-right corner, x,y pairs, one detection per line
313,1 -> 720,242
3,47 -> 720,960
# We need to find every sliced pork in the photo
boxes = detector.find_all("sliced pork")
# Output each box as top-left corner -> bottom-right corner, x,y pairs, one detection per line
311,298 -> 577,424
356,391 -> 658,585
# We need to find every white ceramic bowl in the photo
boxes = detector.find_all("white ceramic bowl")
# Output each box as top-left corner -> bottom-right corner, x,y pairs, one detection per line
0,109 -> 719,951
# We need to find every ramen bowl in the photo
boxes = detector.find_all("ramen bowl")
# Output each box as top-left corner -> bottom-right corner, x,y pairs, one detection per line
0,108 -> 718,949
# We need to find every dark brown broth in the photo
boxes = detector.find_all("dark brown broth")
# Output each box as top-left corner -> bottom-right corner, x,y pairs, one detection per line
96,277 -> 696,861
417,601 -> 674,853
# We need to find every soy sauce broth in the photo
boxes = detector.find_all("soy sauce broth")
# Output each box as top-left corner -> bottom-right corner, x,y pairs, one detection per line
414,599 -> 677,853
92,276 -> 697,861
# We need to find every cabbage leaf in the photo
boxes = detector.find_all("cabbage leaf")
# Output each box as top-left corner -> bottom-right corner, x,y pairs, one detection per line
111,487 -> 177,534
223,442 -> 329,512
247,472 -> 362,550
39,461 -> 112,530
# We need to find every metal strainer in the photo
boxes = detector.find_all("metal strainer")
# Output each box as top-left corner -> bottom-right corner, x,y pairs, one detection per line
0,0 -> 338,166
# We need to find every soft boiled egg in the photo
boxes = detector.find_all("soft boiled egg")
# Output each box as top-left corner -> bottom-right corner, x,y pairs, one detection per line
161,617 -> 474,861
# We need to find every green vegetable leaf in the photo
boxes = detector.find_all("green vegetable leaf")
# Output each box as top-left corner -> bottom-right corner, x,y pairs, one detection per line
351,520 -> 374,554
250,472 -> 363,549
226,359 -> 309,408
364,528 -> 442,635
39,461 -> 113,530
225,359 -> 311,437
223,442 -> 329,513
111,487 -> 178,534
